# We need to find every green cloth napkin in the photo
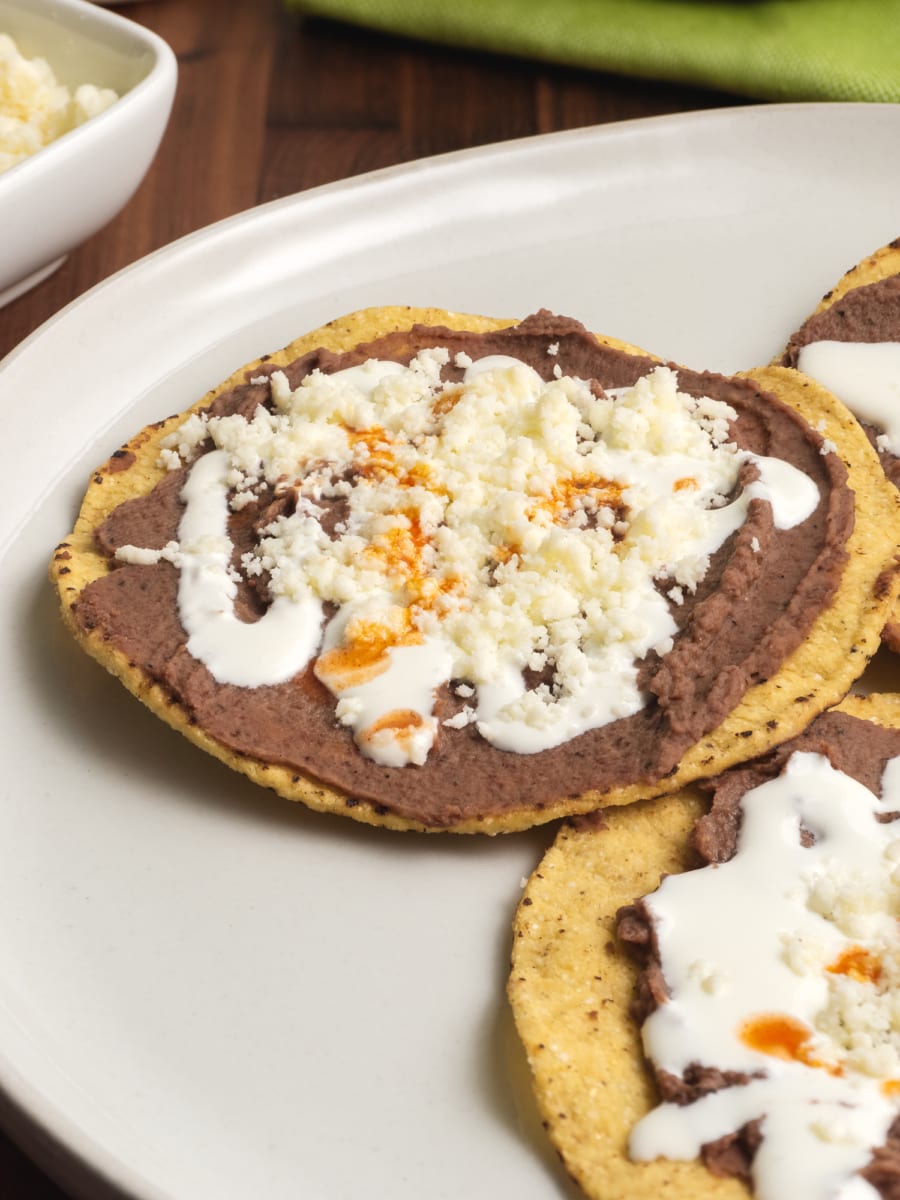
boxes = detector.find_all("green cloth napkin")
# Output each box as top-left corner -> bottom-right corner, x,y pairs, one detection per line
286,0 -> 900,103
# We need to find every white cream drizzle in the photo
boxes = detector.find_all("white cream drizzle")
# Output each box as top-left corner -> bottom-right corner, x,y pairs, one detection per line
743,452 -> 820,530
119,352 -> 820,767
176,450 -> 323,687
797,341 -> 900,456
631,750 -> 900,1200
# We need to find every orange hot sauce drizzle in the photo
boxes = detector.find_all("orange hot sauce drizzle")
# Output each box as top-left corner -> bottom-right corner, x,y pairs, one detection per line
316,423 -> 464,692
348,426 -> 400,482
349,426 -> 440,494
827,945 -> 883,985
531,474 -> 625,526
315,612 -> 421,690
739,949 -> 888,1083
358,708 -> 426,756
366,512 -> 465,610
673,476 -> 699,492
739,1014 -> 842,1076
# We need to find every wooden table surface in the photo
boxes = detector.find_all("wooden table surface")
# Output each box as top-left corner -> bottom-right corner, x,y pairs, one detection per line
0,1 -> 747,1195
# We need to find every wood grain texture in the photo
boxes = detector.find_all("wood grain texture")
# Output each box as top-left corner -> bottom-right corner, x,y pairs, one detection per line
0,0 -> 745,1193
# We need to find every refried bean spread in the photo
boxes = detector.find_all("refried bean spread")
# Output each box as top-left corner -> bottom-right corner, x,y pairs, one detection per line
72,313 -> 851,828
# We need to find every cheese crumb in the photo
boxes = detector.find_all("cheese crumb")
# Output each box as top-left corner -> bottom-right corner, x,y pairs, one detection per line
114,540 -> 181,567
158,348 -> 815,762
0,33 -> 118,173
443,706 -> 476,729
801,851 -> 900,1078
335,696 -> 364,725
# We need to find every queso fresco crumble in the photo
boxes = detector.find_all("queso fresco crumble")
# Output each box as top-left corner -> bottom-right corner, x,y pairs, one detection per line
0,32 -> 118,173
114,352 -> 818,769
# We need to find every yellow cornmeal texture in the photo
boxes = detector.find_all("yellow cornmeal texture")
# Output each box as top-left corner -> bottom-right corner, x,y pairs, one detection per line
805,238 -> 900,314
507,693 -> 900,1200
49,307 -> 900,834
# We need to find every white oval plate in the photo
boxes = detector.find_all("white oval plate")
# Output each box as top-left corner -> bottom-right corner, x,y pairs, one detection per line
1,103 -> 899,1200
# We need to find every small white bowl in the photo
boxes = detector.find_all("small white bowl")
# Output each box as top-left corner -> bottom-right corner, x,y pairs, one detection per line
0,0 -> 177,306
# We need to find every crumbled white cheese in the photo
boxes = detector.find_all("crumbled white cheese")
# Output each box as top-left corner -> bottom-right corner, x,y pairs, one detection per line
799,851 -> 900,1079
443,706 -> 476,729
114,540 -> 181,567
0,33 -> 118,173
157,349 -> 816,763
159,412 -> 209,467
335,696 -> 364,725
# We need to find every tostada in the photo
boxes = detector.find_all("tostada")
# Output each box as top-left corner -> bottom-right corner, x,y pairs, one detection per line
50,307 -> 900,832
509,692 -> 900,1200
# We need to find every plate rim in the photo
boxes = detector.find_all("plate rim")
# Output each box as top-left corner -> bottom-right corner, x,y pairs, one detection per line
6,98 -> 897,373
2,99 -> 900,1200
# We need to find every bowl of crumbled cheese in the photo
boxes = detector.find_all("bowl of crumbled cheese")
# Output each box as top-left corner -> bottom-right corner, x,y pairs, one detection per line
0,0 -> 176,307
